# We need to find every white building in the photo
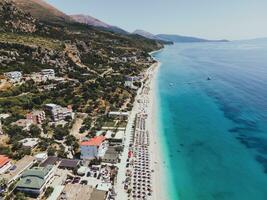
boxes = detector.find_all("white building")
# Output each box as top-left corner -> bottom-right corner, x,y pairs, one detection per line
124,80 -> 138,90
44,104 -> 74,122
0,155 -> 12,174
80,136 -> 108,160
4,71 -> 22,83
109,111 -> 129,120
34,152 -> 48,162
19,138 -> 39,148
41,69 -> 55,80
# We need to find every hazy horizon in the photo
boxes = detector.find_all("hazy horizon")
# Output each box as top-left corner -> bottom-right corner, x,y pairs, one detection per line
45,0 -> 267,40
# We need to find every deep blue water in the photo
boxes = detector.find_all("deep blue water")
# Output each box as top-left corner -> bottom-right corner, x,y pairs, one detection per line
153,40 -> 267,200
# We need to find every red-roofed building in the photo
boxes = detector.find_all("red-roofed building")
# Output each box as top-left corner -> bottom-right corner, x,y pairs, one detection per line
26,110 -> 46,124
80,136 -> 108,160
0,155 -> 12,174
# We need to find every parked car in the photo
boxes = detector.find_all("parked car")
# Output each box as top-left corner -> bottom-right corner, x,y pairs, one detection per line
80,180 -> 88,185
86,171 -> 91,177
72,177 -> 81,184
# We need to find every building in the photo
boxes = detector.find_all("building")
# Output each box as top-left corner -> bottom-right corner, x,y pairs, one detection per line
40,156 -> 61,167
26,110 -> 46,124
19,138 -> 39,148
0,155 -> 12,174
80,136 -> 108,160
124,81 -> 138,90
12,119 -> 33,131
15,165 -> 54,197
108,111 -> 129,121
4,71 -> 22,83
3,156 -> 36,185
58,159 -> 80,171
41,69 -> 55,80
125,75 -> 141,82
44,104 -> 74,122
34,152 -> 48,162
102,147 -> 120,164
108,111 -> 129,117
121,57 -> 127,63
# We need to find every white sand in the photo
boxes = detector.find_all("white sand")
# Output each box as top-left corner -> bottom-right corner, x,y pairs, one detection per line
147,62 -> 171,200
115,60 -> 170,200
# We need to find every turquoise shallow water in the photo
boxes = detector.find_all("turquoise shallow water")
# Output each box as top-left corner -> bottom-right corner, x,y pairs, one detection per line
153,41 -> 267,200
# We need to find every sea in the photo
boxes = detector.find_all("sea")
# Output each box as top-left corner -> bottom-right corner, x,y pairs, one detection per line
152,40 -> 267,200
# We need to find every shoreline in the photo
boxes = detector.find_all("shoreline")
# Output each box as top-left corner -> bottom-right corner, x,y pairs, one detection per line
115,49 -> 170,200
147,61 -> 171,200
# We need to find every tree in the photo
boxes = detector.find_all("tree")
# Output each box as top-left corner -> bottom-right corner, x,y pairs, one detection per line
29,125 -> 41,137
65,135 -> 76,146
53,126 -> 69,140
57,146 -> 67,158
44,187 -> 54,198
47,147 -> 56,156
14,192 -> 27,200
0,178 -> 7,191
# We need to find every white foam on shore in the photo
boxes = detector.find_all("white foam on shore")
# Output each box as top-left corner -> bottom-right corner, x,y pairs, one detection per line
147,61 -> 173,200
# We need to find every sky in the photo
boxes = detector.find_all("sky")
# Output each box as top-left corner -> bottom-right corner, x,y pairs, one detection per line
45,0 -> 267,40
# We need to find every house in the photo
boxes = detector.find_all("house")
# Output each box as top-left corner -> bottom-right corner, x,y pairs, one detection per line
80,136 -> 108,160
19,138 -> 39,148
124,81 -> 138,90
0,155 -> 12,174
41,69 -> 55,80
4,71 -> 22,83
102,147 -> 120,164
40,156 -> 61,167
44,104 -> 74,122
2,156 -> 36,185
108,111 -> 129,120
34,152 -> 48,162
121,57 -> 127,63
58,159 -> 80,171
15,165 -> 55,197
12,119 -> 33,131
26,110 -> 46,124
107,130 -> 125,145
125,75 -> 141,82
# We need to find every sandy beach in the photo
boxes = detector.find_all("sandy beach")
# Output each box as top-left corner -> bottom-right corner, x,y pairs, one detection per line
147,62 -> 170,200
115,55 -> 171,200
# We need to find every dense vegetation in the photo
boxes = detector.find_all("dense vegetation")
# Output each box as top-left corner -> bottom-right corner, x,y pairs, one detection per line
0,0 -> 161,160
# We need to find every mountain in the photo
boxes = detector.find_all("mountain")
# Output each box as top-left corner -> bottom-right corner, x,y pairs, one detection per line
70,14 -> 128,34
133,30 -> 173,44
133,30 -> 162,40
0,0 -> 72,24
156,34 -> 229,43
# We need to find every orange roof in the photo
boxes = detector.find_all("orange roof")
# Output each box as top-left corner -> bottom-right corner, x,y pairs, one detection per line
81,136 -> 106,146
0,155 -> 10,168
